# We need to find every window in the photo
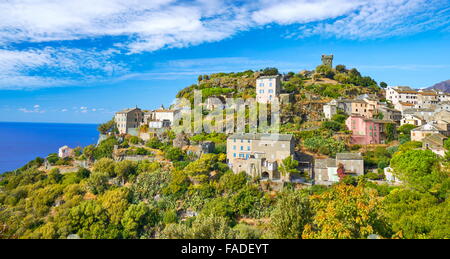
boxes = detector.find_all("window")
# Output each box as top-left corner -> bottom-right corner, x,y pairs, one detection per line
247,146 -> 250,151
233,153 -> 236,157
259,90 -> 264,94
268,89 -> 273,93
233,146 -> 236,150
240,146 -> 243,150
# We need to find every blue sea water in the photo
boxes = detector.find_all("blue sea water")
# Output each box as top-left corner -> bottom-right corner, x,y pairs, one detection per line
0,122 -> 99,173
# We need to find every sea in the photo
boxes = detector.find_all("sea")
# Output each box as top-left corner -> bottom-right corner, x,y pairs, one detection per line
0,122 -> 99,173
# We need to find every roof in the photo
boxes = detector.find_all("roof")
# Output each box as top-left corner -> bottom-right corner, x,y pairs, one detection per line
116,107 -> 141,114
398,102 -> 415,106
154,109 -> 176,113
228,133 -> 293,141
412,123 -> 441,132
351,115 -> 395,124
403,108 -> 434,113
314,158 -> 336,169
257,75 -> 280,79
422,133 -> 447,145
336,153 -> 363,160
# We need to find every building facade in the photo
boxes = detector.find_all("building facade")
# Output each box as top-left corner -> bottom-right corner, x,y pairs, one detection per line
256,75 -> 281,103
386,86 -> 418,105
115,107 -> 144,134
346,115 -> 394,145
226,133 -> 294,181
314,153 -> 364,185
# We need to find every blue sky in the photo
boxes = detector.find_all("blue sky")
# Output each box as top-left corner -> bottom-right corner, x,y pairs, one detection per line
0,0 -> 449,124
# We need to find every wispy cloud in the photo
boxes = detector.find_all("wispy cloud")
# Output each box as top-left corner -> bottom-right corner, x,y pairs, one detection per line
0,0 -> 448,89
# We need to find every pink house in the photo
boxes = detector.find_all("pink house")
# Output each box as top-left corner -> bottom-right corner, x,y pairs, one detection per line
346,115 -> 390,145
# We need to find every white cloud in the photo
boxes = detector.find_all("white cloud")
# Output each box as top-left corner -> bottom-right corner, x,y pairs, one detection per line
0,0 -> 448,89
61,108 -> 68,112
18,106 -> 45,113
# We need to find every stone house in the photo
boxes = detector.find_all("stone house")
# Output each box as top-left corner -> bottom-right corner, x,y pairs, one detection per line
115,107 -> 144,134
411,123 -> 449,142
378,106 -> 402,123
422,133 -> 448,157
401,114 -> 426,126
346,115 -> 395,145
256,75 -> 281,103
416,90 -> 439,108
226,133 -> 294,181
58,146 -> 74,159
314,153 -> 364,185
394,101 -> 416,112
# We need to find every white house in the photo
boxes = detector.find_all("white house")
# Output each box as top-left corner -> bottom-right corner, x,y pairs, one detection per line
58,146 -> 73,158
256,75 -> 281,103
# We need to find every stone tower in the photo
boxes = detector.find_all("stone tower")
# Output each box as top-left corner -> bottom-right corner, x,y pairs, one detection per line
321,54 -> 334,68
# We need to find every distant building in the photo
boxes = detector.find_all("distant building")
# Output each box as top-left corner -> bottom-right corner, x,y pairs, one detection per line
226,133 -> 295,181
346,115 -> 395,145
411,123 -> 448,142
386,86 -> 418,105
115,107 -> 144,134
58,146 -> 73,158
256,75 -> 281,103
321,54 -> 334,68
416,90 -> 439,108
422,133 -> 448,156
400,114 -> 426,126
378,106 -> 402,123
384,167 -> 402,184
314,153 -> 364,185
153,105 -> 178,126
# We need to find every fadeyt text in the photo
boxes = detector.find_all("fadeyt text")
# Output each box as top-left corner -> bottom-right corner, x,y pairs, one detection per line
181,243 -> 269,256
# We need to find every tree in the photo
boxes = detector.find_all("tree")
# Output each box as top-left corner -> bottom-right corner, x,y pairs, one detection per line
164,147 -> 186,161
380,82 -> 388,88
261,67 -> 279,76
302,184 -> 391,239
390,149 -> 445,193
122,202 -> 159,238
335,64 -> 347,73
48,168 -> 63,184
398,124 -> 416,135
98,119 -> 116,134
279,156 -> 300,177
85,172 -> 109,195
98,188 -> 130,225
92,158 -> 116,177
114,160 -> 136,183
269,190 -> 312,239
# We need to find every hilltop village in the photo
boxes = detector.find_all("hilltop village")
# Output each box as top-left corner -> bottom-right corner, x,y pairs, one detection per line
1,55 -> 449,239
74,55 -> 450,186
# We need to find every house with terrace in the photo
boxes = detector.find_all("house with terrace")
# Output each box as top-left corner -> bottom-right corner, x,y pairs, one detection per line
226,133 -> 295,182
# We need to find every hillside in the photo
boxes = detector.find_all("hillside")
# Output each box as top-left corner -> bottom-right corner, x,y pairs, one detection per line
176,66 -> 382,102
426,79 -> 450,93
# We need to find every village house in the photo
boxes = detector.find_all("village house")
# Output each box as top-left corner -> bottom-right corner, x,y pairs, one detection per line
58,146 -> 74,159
256,75 -> 281,103
226,133 -> 295,181
394,101 -> 416,112
350,99 -> 377,119
115,107 -> 144,134
314,153 -> 364,185
386,86 -> 418,105
378,106 -> 402,123
346,115 -> 395,145
400,114 -> 426,126
432,110 -> 450,122
436,101 -> 450,112
422,133 -> 448,156
402,108 -> 435,122
152,105 -> 178,126
411,122 -> 449,142
416,90 -> 439,109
